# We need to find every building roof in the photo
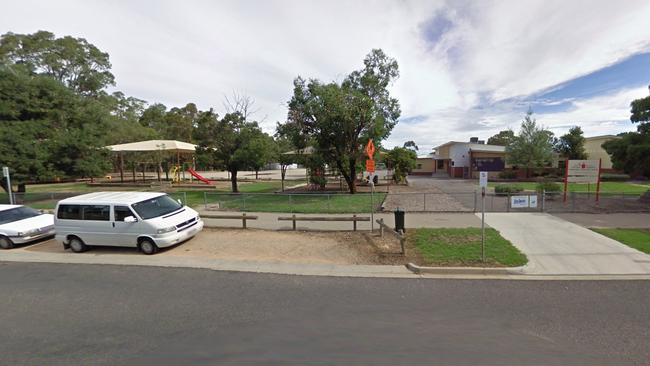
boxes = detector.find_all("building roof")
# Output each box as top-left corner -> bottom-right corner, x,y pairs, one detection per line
58,192 -> 166,205
468,144 -> 506,153
106,140 -> 197,153
434,141 -> 465,150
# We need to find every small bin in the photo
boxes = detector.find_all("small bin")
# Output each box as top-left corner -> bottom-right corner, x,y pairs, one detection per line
394,208 -> 405,233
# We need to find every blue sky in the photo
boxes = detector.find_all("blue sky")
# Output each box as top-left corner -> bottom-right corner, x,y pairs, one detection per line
2,0 -> 650,152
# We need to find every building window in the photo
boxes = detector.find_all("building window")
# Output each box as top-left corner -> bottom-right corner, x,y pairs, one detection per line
417,164 -> 422,169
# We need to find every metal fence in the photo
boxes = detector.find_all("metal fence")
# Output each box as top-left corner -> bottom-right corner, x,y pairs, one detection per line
2,189 -> 648,214
381,190 -> 649,213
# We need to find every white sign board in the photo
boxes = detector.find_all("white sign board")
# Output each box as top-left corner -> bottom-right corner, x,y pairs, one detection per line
2,167 -> 8,178
479,171 -> 488,188
529,195 -> 538,208
566,160 -> 599,184
511,196 -> 529,208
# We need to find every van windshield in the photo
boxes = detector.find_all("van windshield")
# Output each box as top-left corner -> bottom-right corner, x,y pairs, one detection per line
131,195 -> 183,220
0,206 -> 41,225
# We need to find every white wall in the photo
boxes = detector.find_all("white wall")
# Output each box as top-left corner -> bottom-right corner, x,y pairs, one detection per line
449,143 -> 470,168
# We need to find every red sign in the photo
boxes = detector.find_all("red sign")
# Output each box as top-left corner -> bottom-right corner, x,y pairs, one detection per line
365,139 -> 375,158
365,159 -> 376,173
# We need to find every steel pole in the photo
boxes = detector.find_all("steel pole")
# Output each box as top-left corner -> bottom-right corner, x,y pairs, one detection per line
481,186 -> 486,262
4,167 -> 13,205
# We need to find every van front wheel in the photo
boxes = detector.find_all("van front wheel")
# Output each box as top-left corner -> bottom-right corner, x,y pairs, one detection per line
139,239 -> 158,255
69,237 -> 88,253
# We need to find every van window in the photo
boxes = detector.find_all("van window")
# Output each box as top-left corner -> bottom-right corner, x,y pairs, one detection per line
82,205 -> 110,221
57,205 -> 82,220
131,195 -> 183,220
114,206 -> 135,221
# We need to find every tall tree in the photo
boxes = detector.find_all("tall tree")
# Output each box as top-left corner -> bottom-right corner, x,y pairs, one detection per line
0,30 -> 115,96
506,110 -> 555,178
281,49 -> 400,193
487,129 -> 515,146
403,140 -> 418,151
603,87 -> 650,178
556,126 -> 588,159
204,113 -> 268,192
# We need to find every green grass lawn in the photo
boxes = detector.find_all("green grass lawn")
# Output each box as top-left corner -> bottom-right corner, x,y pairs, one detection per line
203,192 -> 386,213
489,181 -> 649,194
410,228 -> 528,267
591,228 -> 650,254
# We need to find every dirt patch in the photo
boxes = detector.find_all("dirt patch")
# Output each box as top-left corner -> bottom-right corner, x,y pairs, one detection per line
162,228 -> 390,265
20,229 -> 417,265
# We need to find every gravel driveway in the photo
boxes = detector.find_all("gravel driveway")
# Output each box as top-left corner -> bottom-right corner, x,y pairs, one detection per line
383,176 -> 474,212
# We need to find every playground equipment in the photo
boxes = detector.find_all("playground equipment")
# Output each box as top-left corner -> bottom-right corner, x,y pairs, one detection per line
188,168 -> 212,185
170,165 -> 181,183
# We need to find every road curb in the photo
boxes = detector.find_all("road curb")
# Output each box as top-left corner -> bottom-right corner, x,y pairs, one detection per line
406,262 -> 525,275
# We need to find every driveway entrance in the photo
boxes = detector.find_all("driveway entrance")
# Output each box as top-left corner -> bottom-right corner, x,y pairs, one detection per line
482,213 -> 650,275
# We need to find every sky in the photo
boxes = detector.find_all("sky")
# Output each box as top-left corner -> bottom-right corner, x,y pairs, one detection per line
2,0 -> 650,153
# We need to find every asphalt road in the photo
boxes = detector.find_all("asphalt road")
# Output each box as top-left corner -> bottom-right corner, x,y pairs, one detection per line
1,263 -> 649,365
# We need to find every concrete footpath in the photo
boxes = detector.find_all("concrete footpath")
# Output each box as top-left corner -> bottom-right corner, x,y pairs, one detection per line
198,210 -> 482,231
482,213 -> 650,275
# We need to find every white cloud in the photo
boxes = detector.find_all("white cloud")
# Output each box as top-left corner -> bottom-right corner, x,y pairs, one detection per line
1,0 -> 649,148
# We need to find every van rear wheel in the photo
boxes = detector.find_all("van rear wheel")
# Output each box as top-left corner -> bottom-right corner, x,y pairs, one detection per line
139,239 -> 158,255
0,236 -> 14,250
69,237 -> 88,253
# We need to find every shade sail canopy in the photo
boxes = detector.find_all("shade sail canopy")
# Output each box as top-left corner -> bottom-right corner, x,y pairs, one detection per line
106,140 -> 198,153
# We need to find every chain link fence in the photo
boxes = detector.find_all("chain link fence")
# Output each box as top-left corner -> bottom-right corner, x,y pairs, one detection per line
2,189 -> 647,214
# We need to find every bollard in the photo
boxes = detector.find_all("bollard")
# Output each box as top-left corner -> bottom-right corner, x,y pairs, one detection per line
242,213 -> 247,229
292,214 -> 296,231
379,218 -> 384,237
353,214 -> 357,231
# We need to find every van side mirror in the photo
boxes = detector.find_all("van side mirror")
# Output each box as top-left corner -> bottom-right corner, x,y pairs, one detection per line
177,199 -> 183,204
124,216 -> 138,223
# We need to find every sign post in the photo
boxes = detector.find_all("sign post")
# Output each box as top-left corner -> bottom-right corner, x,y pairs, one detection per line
366,140 -> 376,232
3,166 -> 13,205
479,171 -> 488,262
564,159 -> 601,203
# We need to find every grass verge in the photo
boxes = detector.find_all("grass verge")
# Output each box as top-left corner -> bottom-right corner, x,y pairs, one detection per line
591,228 -> 650,254
409,228 -> 527,267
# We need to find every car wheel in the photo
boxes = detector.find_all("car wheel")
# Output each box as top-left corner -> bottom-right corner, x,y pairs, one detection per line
0,236 -> 14,250
139,239 -> 158,255
69,237 -> 88,253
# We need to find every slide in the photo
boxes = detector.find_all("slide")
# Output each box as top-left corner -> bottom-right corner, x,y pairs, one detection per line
187,168 -> 212,185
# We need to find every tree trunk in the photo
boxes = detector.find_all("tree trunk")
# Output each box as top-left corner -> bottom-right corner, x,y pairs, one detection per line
347,158 -> 357,194
281,164 -> 287,192
230,169 -> 239,193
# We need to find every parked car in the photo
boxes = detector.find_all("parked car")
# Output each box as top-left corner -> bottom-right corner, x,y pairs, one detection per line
54,192 -> 204,254
0,204 -> 55,249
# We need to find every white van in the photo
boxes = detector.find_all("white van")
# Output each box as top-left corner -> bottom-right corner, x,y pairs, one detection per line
54,192 -> 203,254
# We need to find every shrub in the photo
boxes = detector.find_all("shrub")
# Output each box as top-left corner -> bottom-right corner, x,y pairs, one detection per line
498,170 -> 517,179
600,173 -> 630,182
536,181 -> 562,192
494,184 -> 524,195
